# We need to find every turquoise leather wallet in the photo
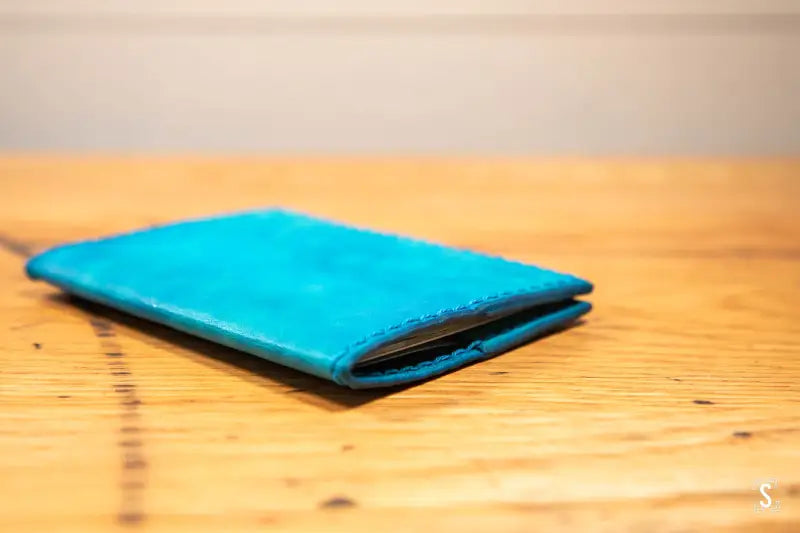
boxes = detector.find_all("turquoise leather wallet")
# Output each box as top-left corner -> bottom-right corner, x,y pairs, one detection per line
26,210 -> 592,388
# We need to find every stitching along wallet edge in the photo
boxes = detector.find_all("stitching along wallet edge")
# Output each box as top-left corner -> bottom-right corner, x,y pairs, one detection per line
26,209 -> 593,389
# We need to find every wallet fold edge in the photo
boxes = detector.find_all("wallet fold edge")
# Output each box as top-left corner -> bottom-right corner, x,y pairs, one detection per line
331,280 -> 592,388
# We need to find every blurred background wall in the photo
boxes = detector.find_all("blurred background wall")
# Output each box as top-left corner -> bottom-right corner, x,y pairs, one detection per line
1,0 -> 798,155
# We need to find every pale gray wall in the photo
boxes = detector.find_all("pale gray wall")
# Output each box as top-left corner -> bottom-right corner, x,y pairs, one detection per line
1,1 -> 799,154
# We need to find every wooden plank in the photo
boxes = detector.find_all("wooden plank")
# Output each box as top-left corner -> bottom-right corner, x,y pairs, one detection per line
1,157 -> 798,532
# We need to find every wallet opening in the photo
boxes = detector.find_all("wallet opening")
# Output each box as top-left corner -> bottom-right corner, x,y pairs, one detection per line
352,299 -> 580,376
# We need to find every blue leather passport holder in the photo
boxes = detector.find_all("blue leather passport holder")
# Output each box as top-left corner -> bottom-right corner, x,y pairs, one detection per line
26,210 -> 593,389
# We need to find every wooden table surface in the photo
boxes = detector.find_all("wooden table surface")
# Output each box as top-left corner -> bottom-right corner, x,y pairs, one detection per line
1,157 -> 798,533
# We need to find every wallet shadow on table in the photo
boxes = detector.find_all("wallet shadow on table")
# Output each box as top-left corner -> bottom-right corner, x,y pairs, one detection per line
48,293 -> 404,410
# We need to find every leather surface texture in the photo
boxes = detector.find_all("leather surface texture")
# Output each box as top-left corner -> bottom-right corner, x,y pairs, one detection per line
26,209 -> 593,388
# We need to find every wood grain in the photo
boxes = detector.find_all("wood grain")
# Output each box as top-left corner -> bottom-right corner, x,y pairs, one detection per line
1,157 -> 798,533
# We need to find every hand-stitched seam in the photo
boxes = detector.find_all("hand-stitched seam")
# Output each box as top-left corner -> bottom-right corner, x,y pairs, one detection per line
331,279 -> 579,378
355,299 -> 560,378
356,340 -> 485,379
